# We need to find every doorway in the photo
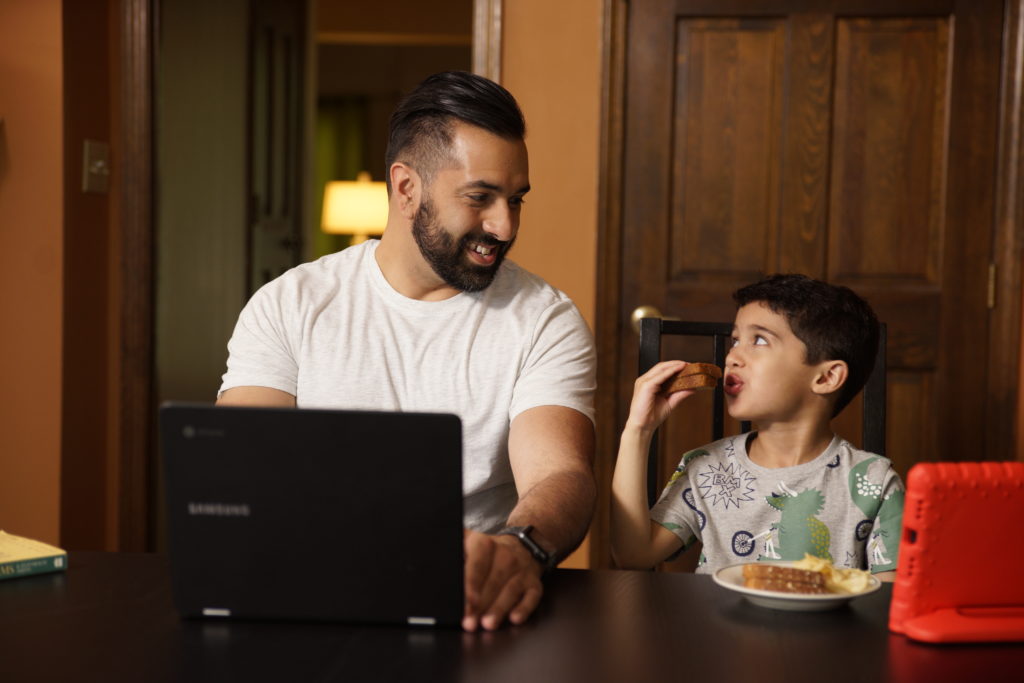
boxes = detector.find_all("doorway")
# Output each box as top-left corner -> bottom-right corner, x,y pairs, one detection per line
140,0 -> 481,551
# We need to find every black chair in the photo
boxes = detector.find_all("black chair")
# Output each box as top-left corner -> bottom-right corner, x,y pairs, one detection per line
638,318 -> 887,506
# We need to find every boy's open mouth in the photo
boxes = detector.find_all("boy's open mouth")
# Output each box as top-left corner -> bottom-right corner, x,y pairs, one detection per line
724,374 -> 743,396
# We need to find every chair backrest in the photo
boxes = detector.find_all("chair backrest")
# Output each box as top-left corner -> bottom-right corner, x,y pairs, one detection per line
638,318 -> 887,507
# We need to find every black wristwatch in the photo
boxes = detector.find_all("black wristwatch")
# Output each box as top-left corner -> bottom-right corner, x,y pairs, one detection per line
498,525 -> 556,573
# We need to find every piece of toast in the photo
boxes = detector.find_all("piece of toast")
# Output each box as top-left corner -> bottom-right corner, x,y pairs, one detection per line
664,363 -> 722,393
742,564 -> 828,594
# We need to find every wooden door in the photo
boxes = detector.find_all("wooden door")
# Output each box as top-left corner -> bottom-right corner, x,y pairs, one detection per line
614,0 -> 1007,504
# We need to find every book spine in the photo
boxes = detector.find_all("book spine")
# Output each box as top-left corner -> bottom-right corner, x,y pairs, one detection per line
0,553 -> 67,580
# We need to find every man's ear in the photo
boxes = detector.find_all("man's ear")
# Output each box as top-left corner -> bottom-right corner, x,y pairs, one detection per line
811,360 -> 848,397
389,162 -> 420,220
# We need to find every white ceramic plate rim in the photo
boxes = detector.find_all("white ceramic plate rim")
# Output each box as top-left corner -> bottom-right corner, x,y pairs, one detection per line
712,561 -> 881,605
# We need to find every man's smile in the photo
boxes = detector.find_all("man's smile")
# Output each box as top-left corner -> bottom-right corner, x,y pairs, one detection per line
464,237 -> 507,267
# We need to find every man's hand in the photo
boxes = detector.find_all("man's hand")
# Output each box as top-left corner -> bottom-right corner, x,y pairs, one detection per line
461,405 -> 593,631
462,530 -> 543,631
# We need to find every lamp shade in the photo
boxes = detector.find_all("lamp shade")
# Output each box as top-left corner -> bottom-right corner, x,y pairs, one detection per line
321,171 -> 388,242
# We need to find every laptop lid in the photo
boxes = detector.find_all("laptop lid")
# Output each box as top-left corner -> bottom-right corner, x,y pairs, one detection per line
160,403 -> 464,627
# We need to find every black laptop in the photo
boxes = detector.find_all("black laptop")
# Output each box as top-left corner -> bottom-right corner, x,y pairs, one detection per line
159,403 -> 464,627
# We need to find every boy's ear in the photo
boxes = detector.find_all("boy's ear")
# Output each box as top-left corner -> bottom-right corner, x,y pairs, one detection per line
811,360 -> 848,397
389,162 -> 421,220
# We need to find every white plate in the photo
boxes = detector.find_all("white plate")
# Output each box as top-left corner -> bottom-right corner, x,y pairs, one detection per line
712,561 -> 881,611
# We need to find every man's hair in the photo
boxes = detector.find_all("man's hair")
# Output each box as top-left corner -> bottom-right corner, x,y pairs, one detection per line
733,274 -> 880,417
385,71 -> 526,192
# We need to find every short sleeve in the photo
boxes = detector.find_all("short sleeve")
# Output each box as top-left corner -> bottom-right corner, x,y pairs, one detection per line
508,299 -> 596,423
649,450 -> 706,548
218,280 -> 300,398
867,467 -> 905,573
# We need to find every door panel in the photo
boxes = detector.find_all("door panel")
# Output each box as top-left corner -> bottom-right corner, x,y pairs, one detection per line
619,0 -> 1005,518
888,371 -> 934,476
777,15 -> 833,276
829,17 -> 949,284
670,19 -> 786,278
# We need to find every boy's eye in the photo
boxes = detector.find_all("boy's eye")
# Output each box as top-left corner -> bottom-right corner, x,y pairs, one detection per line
754,335 -> 768,346
730,337 -> 739,347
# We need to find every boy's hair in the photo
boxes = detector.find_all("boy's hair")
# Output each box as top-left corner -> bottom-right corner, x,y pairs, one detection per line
385,71 -> 526,193
733,274 -> 880,417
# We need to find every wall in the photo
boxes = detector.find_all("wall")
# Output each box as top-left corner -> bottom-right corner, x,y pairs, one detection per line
0,0 -> 64,545
502,0 -> 601,330
502,0 -> 603,565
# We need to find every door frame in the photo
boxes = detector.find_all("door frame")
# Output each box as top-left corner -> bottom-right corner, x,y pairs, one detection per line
593,0 -> 629,568
593,0 -> 1024,566
992,0 -> 1024,458
117,0 -> 156,551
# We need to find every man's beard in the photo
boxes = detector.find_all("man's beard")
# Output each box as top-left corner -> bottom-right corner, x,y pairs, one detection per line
411,198 -> 514,292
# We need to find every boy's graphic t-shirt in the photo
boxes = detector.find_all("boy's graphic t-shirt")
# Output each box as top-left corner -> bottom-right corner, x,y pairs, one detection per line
650,434 -> 904,575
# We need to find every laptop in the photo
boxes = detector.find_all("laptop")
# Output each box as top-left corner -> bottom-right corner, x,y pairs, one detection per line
889,461 -> 1024,643
159,403 -> 464,627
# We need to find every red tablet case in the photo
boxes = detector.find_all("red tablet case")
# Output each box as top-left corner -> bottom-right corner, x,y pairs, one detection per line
889,461 -> 1024,643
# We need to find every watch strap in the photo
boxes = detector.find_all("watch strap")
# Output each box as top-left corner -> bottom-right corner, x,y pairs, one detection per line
497,525 -> 556,573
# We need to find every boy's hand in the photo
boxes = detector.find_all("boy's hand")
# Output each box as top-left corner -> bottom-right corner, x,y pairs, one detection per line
625,361 -> 698,434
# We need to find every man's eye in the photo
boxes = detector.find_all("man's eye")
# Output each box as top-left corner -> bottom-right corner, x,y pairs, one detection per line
509,196 -> 526,208
467,193 -> 489,203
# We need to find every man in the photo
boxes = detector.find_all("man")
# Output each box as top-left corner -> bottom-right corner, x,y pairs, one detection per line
217,71 -> 596,631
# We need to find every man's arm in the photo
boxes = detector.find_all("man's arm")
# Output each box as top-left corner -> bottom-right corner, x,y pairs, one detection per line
462,404 -> 595,632
216,386 -> 296,407
506,405 -> 596,554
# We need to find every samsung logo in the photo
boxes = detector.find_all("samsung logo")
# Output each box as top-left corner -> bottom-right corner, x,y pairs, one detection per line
188,502 -> 251,517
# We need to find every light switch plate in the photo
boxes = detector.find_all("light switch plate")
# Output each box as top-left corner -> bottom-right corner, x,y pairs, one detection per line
82,140 -> 110,193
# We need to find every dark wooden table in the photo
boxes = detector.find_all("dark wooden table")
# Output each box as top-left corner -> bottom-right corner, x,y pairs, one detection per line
3,552 -> 1022,682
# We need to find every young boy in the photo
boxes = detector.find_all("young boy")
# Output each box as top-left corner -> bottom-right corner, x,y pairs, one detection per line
611,274 -> 903,579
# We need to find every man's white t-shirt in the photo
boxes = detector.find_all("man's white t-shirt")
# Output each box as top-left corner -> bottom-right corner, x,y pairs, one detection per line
219,240 -> 596,532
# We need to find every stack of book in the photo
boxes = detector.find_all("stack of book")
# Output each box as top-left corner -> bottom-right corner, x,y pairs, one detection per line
0,530 -> 67,580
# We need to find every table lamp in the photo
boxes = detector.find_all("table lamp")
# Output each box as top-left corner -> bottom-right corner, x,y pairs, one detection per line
321,171 -> 388,243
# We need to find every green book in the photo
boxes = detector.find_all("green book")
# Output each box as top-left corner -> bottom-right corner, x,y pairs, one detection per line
0,530 -> 67,580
